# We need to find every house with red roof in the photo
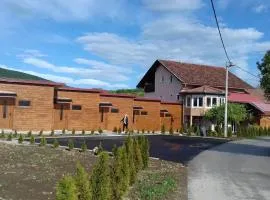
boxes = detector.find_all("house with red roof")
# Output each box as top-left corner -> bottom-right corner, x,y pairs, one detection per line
137,60 -> 270,129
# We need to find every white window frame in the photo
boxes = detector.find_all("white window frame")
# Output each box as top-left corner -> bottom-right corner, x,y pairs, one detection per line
192,95 -> 204,108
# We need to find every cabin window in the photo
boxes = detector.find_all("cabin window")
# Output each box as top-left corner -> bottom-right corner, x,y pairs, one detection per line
3,100 -> 7,119
193,97 -> 198,107
18,100 -> 31,107
212,97 -> 217,106
198,97 -> 203,107
111,108 -> 119,113
165,113 -> 171,117
72,105 -> 82,110
141,111 -> 148,115
207,97 -> 211,107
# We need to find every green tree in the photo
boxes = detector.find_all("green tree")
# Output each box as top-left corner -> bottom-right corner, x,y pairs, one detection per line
53,138 -> 59,148
56,175 -> 78,200
39,136 -> 47,146
18,134 -> 24,144
257,50 -> 270,99
81,141 -> 87,152
119,146 -> 130,191
74,163 -> 91,200
205,103 -> 247,126
125,136 -> 136,185
30,135 -> 35,144
68,139 -> 74,150
90,152 -> 111,200
134,138 -> 143,172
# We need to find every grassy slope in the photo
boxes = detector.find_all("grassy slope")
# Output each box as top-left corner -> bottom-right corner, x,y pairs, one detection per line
0,67 -> 46,81
109,88 -> 144,96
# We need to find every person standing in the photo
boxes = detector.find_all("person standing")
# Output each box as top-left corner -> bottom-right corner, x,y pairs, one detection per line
121,114 -> 129,132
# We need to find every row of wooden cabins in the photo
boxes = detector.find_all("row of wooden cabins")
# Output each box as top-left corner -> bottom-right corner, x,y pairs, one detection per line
0,78 -> 181,132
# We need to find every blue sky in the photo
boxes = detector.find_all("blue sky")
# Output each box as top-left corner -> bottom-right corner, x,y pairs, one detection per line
0,0 -> 269,89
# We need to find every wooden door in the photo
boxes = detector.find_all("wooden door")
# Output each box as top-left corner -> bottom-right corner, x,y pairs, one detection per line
53,104 -> 69,130
0,98 -> 15,129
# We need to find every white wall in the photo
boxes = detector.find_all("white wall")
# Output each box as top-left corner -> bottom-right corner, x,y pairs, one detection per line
144,64 -> 182,102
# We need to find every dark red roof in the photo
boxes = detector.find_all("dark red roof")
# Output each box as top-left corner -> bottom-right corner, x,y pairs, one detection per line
137,60 -> 253,90
134,97 -> 161,102
180,85 -> 224,95
0,77 -> 64,87
58,86 -> 101,93
100,93 -> 135,99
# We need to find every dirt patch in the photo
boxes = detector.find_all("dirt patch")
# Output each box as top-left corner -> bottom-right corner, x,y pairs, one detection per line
0,142 -> 97,200
126,159 -> 187,200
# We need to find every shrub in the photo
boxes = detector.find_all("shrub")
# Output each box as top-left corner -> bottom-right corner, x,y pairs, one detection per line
56,175 -> 77,200
39,129 -> 43,136
142,129 -> 145,134
30,135 -> 35,145
13,130 -> 18,138
147,130 -> 150,134
27,130 -> 32,137
139,136 -> 149,169
90,152 -> 111,200
119,146 -> 130,191
81,141 -> 87,152
91,129 -> 95,135
1,130 -> 5,138
7,133 -> 12,141
152,130 -> 155,134
117,127 -> 122,134
125,136 -> 136,185
137,130 -> 140,134
129,129 -> 134,134
51,129 -> 55,136
161,124 -> 166,134
62,129 -> 65,134
39,136 -> 47,146
134,138 -> 143,172
169,127 -> 174,135
18,134 -> 24,144
53,139 -> 59,148
74,163 -> 91,200
228,127 -> 233,138
113,127 -> 117,133
68,139 -> 74,150
81,130 -> 85,135
72,129 -> 75,135
98,127 -> 103,134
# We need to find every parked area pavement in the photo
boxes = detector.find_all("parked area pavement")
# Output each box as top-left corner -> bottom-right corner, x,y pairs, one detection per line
38,135 -> 229,164
188,137 -> 270,200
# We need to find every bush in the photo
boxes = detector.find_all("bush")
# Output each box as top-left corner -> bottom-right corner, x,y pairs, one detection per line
62,129 -> 65,134
56,175 -> 77,200
39,136 -> 47,146
91,129 -> 95,135
68,139 -> 74,150
113,127 -> 117,133
228,127 -> 233,137
139,136 -> 149,169
137,130 -> 140,134
129,129 -> 134,134
7,133 -> 12,141
39,129 -> 43,136
30,135 -> 35,144
169,127 -> 174,135
117,127 -> 122,134
81,141 -> 87,152
125,136 -> 136,185
142,129 -> 145,134
27,130 -> 32,137
98,127 -> 103,134
90,152 -> 111,200
82,130 -> 85,135
74,163 -> 91,200
134,138 -> 143,172
51,129 -> 55,136
152,130 -> 155,134
72,129 -> 75,135
161,124 -> 166,134
13,130 -> 18,138
18,134 -> 24,144
147,130 -> 150,134
1,130 -> 5,138
119,146 -> 130,191
53,139 -> 59,148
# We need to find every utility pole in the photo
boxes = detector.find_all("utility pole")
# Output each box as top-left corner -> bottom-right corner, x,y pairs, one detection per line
224,62 -> 234,137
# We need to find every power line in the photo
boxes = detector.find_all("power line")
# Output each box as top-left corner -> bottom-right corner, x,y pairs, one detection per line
210,0 -> 231,63
234,65 -> 260,80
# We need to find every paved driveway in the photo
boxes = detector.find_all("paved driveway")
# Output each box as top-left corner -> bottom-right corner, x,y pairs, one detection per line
188,137 -> 270,200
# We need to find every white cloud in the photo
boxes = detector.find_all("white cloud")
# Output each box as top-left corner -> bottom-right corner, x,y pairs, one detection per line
23,57 -> 130,81
45,34 -> 70,44
0,0 -> 129,22
76,16 -> 270,86
217,0 -> 232,9
142,0 -> 203,11
0,64 -> 129,89
17,49 -> 47,58
253,4 -> 268,13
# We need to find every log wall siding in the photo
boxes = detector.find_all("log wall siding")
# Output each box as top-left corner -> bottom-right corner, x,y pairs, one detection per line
133,100 -> 161,131
0,83 -> 54,130
100,95 -> 134,131
260,116 -> 270,128
56,91 -> 100,130
161,103 -> 182,131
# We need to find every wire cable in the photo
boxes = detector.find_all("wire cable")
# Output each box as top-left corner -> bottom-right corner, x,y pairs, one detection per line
210,0 -> 231,63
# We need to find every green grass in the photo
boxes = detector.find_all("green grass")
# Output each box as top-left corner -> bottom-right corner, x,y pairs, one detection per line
0,67 -> 46,81
135,173 -> 177,200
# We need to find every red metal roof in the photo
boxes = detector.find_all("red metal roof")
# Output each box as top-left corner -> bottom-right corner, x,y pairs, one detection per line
180,85 -> 224,95
0,77 -> 64,87
58,86 -> 101,93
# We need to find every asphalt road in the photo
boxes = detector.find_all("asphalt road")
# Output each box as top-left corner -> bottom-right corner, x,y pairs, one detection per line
188,137 -> 270,200
41,135 -> 228,164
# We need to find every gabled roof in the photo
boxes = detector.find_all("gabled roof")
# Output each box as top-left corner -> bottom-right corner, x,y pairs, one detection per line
0,77 -> 63,87
180,85 -> 224,95
137,60 -> 253,90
